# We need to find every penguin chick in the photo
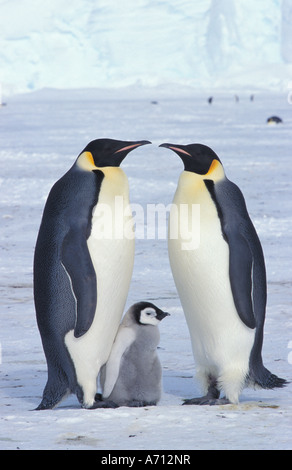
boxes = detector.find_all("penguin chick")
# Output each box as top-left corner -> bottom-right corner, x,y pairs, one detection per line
97,302 -> 170,408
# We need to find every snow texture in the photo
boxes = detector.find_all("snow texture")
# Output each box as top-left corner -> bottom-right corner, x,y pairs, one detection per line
0,0 -> 292,96
0,86 -> 291,450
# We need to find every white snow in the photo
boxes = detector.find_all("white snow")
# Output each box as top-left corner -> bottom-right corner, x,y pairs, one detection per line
0,86 -> 291,450
1,0 -> 292,96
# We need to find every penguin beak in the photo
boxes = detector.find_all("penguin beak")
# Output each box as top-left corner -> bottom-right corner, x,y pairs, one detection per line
159,143 -> 192,157
157,311 -> 170,321
114,140 -> 152,154
112,140 -> 151,166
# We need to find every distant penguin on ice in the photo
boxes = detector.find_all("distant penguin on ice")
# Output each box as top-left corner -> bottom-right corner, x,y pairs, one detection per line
160,142 -> 287,405
98,302 -> 170,407
267,116 -> 283,125
34,138 -> 151,409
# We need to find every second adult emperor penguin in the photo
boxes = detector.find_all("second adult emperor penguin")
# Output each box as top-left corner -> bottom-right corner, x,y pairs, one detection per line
34,138 -> 150,409
98,302 -> 169,407
160,142 -> 287,405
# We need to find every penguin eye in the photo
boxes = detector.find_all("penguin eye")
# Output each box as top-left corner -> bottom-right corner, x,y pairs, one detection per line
139,307 -> 159,325
144,308 -> 156,317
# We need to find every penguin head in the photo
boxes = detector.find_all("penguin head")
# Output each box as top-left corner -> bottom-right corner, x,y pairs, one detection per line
159,142 -> 224,178
129,302 -> 170,327
77,138 -> 151,171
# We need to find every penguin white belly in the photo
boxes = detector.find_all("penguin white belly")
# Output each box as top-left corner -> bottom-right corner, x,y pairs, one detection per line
65,168 -> 135,407
168,180 -> 255,391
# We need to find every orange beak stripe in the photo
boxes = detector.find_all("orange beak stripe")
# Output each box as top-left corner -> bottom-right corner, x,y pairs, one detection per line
114,143 -> 143,153
169,146 -> 192,156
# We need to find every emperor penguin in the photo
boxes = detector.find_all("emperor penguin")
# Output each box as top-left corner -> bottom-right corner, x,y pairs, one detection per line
98,302 -> 170,407
160,142 -> 287,405
34,138 -> 151,409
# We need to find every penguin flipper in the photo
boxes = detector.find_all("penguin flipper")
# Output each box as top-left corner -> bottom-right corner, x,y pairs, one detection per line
205,178 -> 257,329
62,228 -> 97,338
226,230 -> 256,329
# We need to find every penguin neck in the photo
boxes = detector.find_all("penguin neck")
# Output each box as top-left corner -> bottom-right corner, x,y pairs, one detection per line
175,163 -> 225,203
76,152 -> 127,182
176,171 -> 205,201
96,166 -> 130,204
98,166 -> 125,180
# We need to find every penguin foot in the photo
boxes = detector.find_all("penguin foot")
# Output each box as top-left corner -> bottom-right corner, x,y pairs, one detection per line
126,400 -> 157,407
183,396 -> 230,406
80,393 -> 119,409
86,399 -> 119,409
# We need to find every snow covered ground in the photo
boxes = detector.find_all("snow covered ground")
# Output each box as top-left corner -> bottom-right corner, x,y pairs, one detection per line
0,86 -> 291,450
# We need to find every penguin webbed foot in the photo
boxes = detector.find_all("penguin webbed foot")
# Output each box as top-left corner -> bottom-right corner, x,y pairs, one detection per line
126,400 -> 157,407
87,396 -> 119,409
183,380 -> 230,406
80,393 -> 118,409
183,396 -> 230,406
92,394 -> 157,408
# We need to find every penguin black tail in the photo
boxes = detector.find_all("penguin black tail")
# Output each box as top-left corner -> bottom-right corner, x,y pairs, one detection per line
250,364 -> 288,390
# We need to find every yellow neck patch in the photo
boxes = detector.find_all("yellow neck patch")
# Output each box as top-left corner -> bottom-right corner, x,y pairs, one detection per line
76,152 -> 126,191
76,151 -> 97,171
76,152 -> 125,183
205,159 -> 225,181
178,159 -> 225,199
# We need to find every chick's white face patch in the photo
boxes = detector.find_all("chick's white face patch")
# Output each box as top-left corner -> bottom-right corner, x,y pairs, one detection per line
139,308 -> 160,326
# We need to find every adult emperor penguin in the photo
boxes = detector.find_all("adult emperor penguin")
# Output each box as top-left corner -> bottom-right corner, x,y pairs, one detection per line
34,138 -> 151,409
160,142 -> 287,405
98,302 -> 169,407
